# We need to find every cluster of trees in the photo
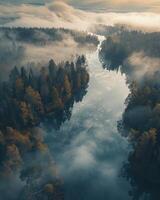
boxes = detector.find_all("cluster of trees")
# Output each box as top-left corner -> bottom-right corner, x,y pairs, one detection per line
0,127 -> 47,175
120,72 -> 160,164
0,55 -> 89,130
99,26 -> 160,199
0,127 -> 64,200
0,55 -> 89,199
99,28 -> 160,70
0,27 -> 99,46
118,48 -> 160,199
120,73 -> 160,199
68,30 -> 99,46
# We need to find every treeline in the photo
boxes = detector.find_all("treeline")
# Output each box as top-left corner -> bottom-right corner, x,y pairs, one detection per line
99,26 -> 160,199
0,55 -> 89,130
99,28 -> 160,70
0,55 -> 89,199
0,27 -> 99,46
120,71 -> 160,200
0,127 -> 64,200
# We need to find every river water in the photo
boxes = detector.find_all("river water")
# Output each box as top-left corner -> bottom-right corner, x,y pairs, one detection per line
45,35 -> 133,200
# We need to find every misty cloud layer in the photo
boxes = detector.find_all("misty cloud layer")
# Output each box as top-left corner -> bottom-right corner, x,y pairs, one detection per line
0,1 -> 160,32
122,52 -> 160,85
0,28 -> 97,80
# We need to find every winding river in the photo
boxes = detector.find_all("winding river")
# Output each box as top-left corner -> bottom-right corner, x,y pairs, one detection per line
46,35 -> 132,200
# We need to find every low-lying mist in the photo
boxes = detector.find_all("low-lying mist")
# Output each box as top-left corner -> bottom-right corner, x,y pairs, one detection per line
124,52 -> 160,83
0,28 -> 98,81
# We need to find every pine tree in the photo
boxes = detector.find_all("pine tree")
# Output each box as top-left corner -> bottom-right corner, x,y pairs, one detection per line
19,101 -> 35,126
48,59 -> 57,85
15,78 -> 24,99
51,87 -> 63,109
9,66 -> 20,84
63,74 -> 72,101
25,86 -> 44,115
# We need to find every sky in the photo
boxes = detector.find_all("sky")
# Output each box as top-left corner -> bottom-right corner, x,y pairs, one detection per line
0,0 -> 160,31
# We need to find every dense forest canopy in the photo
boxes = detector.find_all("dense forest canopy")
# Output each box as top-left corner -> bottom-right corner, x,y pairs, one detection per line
0,55 -> 89,200
0,55 -> 89,130
0,27 -> 98,46
100,28 -> 160,70
100,27 -> 160,199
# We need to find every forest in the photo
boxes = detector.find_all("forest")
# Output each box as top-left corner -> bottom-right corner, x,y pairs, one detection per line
0,27 -> 99,46
0,55 -> 89,200
99,28 -> 160,70
1,1 -> 160,200
100,27 -> 160,199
